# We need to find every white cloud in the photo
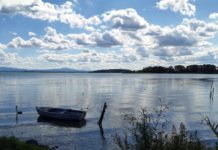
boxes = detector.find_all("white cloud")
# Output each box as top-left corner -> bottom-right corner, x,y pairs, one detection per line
7,37 -> 32,48
156,29 -> 197,47
0,0 -> 38,14
67,33 -> 94,45
174,48 -> 218,64
102,8 -> 148,30
5,16 -> 218,64
38,51 -> 100,64
5,45 -> 218,70
92,29 -> 124,47
0,49 -> 33,66
37,48 -> 140,65
142,18 -> 218,49
181,18 -> 218,39
9,32 -> 17,36
0,0 -> 101,29
0,49 -> 16,64
156,0 -> 196,16
68,29 -> 139,48
136,47 -> 149,57
0,43 -> 6,49
209,13 -> 218,19
7,27 -> 79,50
2,4 -> 218,69
28,32 -> 37,36
112,18 -> 217,62
7,26 -> 136,50
153,47 -> 192,58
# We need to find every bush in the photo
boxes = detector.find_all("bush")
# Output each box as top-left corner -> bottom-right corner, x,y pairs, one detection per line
115,104 -> 216,150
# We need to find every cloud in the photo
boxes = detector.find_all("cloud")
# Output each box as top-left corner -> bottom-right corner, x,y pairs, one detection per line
7,27 -> 126,50
0,49 -> 16,64
7,27 -> 79,50
136,47 -> 149,57
67,33 -> 94,46
37,50 -> 141,70
181,18 -> 218,38
102,8 -> 148,30
28,32 -> 37,36
0,43 -> 6,49
156,30 -> 197,47
5,15 -> 218,56
138,18 -> 218,61
4,4 -> 216,51
9,32 -> 17,36
92,29 -> 123,47
174,48 -> 218,64
38,51 -> 100,63
7,37 -> 32,48
209,13 -> 218,19
38,48 -> 139,65
5,17 -> 218,62
156,0 -> 196,16
143,18 -> 218,48
0,0 -> 101,29
0,0 -> 38,14
153,47 -> 193,59
0,49 -> 33,66
2,4 -> 218,69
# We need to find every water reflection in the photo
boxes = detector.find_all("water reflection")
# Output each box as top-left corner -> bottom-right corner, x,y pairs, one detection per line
98,125 -> 107,150
37,117 -> 86,128
1,73 -> 218,149
16,114 -> 18,124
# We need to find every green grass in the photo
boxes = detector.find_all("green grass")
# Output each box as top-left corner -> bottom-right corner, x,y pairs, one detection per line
0,136 -> 50,150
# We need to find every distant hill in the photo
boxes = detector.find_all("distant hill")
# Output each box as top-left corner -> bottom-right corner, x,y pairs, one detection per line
0,67 -> 87,73
0,67 -> 28,72
90,69 -> 133,73
30,68 -> 87,73
0,67 -> 132,73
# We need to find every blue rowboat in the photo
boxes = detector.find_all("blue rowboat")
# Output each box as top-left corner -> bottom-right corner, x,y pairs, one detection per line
36,107 -> 86,121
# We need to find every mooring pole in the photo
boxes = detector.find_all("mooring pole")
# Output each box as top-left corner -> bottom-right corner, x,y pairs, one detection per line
98,102 -> 107,126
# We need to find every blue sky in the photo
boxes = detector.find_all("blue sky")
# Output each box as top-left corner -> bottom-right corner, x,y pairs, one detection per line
0,0 -> 218,70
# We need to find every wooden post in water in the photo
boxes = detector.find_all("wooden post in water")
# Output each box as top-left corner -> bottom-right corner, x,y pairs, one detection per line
15,106 -> 22,115
98,102 -> 107,126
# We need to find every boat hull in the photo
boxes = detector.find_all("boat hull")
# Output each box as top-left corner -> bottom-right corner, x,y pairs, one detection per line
36,107 -> 86,121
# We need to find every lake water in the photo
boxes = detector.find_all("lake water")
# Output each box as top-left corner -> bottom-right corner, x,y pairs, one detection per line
0,73 -> 218,149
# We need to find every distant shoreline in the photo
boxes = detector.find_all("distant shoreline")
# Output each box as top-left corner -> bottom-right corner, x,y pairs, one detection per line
1,71 -> 218,74
1,64 -> 218,74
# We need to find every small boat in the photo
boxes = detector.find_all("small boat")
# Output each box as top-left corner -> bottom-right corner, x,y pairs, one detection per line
36,107 -> 86,121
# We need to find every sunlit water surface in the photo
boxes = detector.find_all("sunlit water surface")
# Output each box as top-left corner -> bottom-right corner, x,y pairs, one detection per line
0,73 -> 218,149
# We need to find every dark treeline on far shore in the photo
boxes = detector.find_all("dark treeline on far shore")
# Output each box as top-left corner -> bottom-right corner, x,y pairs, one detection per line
136,64 -> 218,73
90,64 -> 218,74
1,64 -> 218,74
91,69 -> 133,73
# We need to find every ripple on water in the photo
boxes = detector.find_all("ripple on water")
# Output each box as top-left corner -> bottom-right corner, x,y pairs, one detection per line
0,73 -> 218,149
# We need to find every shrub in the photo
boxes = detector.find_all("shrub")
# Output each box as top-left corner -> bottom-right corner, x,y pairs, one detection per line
115,104 -> 214,150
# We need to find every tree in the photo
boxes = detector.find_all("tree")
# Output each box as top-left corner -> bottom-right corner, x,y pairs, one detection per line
199,64 -> 216,73
186,65 -> 199,73
174,65 -> 185,73
166,66 -> 174,73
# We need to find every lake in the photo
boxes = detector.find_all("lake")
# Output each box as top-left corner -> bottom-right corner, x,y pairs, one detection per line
0,73 -> 218,149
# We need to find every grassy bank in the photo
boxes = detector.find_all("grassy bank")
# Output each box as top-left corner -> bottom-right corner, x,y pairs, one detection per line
0,136 -> 50,150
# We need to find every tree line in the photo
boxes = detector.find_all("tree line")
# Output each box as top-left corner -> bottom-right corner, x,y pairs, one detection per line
136,64 -> 218,73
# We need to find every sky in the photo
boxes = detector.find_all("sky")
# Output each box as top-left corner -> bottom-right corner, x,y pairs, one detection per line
0,0 -> 218,70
